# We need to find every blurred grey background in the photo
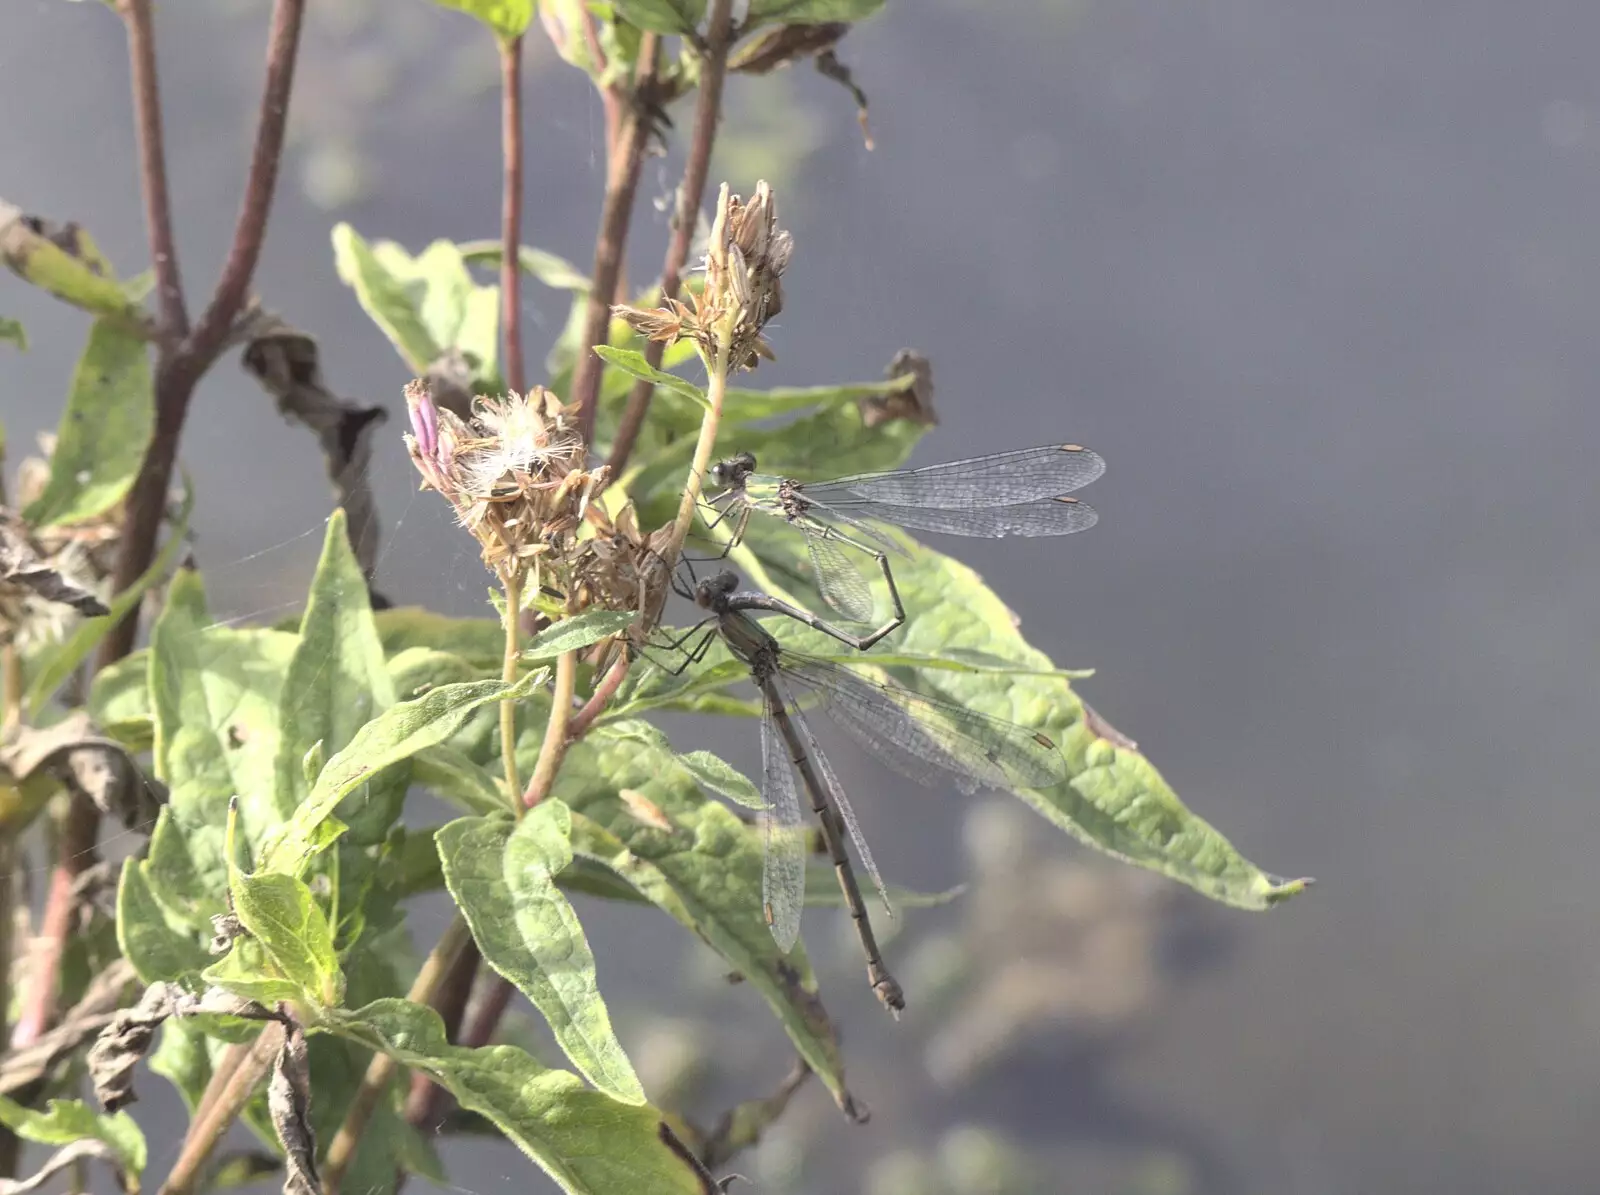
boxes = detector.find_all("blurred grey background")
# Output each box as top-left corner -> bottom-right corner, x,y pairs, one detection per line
5,0 -> 1597,1192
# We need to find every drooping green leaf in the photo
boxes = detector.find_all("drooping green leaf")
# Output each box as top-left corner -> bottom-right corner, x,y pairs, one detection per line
258,671 -> 543,875
23,318 -> 153,527
458,240 -> 590,292
432,0 -> 534,40
332,225 -> 497,380
227,868 -> 344,1008
377,608 -> 504,671
116,857 -> 211,983
557,723 -> 858,1116
148,570 -> 298,924
0,1095 -> 146,1179
413,744 -> 509,815
610,0 -> 704,34
0,203 -> 150,327
438,808 -> 645,1105
27,483 -> 192,719
766,531 -> 1308,910
745,0 -> 883,27
673,750 -> 762,808
592,346 -> 709,409
324,1000 -> 707,1195
0,317 -> 24,349
275,511 -> 403,848
522,610 -> 639,662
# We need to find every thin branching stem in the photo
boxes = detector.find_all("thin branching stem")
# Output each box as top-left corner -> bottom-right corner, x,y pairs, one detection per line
119,0 -> 187,342
567,651 -> 629,738
500,33 -> 526,395
569,33 -> 661,441
325,918 -> 472,1195
522,650 -> 576,807
158,1024 -> 285,1195
605,0 -> 736,478
668,333 -> 734,560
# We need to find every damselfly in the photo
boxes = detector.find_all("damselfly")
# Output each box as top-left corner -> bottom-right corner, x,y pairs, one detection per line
702,444 -> 1105,635
652,568 -> 1068,1013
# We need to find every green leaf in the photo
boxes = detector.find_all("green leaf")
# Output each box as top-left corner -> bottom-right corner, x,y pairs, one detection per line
0,317 -> 24,350
23,318 -> 153,527
413,744 -> 509,815
116,857 -> 212,983
438,809 -> 645,1105
673,750 -> 762,809
227,868 -> 345,1007
27,484 -> 192,719
275,511 -> 403,846
0,1095 -> 146,1179
0,204 -> 150,328
389,647 -> 490,700
88,649 -> 151,750
522,610 -> 639,662
377,608 -> 504,672
721,373 -> 915,423
432,0 -> 534,39
332,226 -> 497,379
458,241 -> 590,291
823,535 -> 1309,909
745,0 -> 883,26
557,724 -> 858,1116
258,671 -> 543,875
202,935 -> 306,1006
148,571 -> 298,925
325,1000 -> 707,1195
592,346 -> 709,410
611,0 -> 704,34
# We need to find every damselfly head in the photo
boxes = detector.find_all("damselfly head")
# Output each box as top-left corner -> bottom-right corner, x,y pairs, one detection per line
695,570 -> 740,608
707,451 -> 757,490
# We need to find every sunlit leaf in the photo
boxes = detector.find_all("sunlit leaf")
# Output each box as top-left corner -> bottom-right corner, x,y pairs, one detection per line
258,671 -> 543,875
592,346 -> 709,409
557,723 -> 859,1116
522,610 -> 639,662
438,808 -> 645,1104
23,318 -> 153,527
458,240 -> 590,291
227,866 -> 345,1008
0,203 -> 150,328
0,1096 -> 146,1180
413,744 -> 509,815
432,0 -> 534,40
611,0 -> 704,34
325,1000 -> 708,1194
116,857 -> 211,984
673,749 -> 762,809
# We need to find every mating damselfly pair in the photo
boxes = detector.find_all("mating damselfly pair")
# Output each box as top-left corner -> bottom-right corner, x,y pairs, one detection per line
641,443 -> 1105,1013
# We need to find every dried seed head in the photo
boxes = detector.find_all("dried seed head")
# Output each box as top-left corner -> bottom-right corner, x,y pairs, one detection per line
612,180 -> 792,373
403,380 -> 607,584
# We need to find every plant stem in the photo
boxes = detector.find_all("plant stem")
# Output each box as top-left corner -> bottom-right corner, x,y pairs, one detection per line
667,334 -> 733,561
118,0 -> 188,343
605,0 -> 736,479
566,652 -> 629,739
521,650 -> 575,807
569,33 -> 661,442
400,943 -> 479,1131
324,917 -> 472,1195
499,33 -> 526,396
500,568 -> 524,804
158,1024 -> 285,1195
2,645 -> 20,731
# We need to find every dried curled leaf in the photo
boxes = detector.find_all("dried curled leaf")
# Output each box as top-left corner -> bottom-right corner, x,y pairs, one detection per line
858,348 -> 936,429
268,1024 -> 318,1195
240,313 -> 387,584
0,1138 -> 129,1195
88,983 -> 264,1111
0,960 -> 134,1098
0,511 -> 108,622
0,712 -> 164,830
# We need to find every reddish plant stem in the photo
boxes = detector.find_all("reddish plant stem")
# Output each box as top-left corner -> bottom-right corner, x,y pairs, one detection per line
500,34 -> 526,395
403,973 -> 516,1138
568,33 -> 661,441
14,0 -> 307,1056
605,0 -> 737,479
119,0 -> 187,341
567,652 -> 630,739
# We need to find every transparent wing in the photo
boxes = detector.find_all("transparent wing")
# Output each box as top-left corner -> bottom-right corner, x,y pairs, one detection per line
807,494 -> 1099,539
801,444 -> 1106,510
782,680 -> 893,920
805,530 -> 876,622
759,692 -> 809,954
784,658 -> 1067,794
